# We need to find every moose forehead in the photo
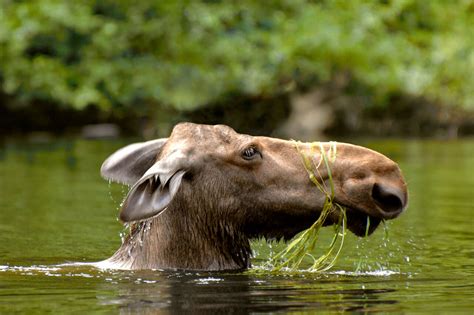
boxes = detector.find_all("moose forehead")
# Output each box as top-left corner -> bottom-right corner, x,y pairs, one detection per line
167,123 -> 251,149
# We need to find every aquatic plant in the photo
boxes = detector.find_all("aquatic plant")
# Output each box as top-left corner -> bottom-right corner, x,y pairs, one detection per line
266,141 -> 347,273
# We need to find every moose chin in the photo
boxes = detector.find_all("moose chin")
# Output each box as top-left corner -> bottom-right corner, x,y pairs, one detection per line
96,123 -> 407,271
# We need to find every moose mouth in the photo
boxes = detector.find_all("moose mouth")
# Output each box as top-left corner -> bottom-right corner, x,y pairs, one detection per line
345,208 -> 382,237
324,205 -> 382,237
258,205 -> 383,241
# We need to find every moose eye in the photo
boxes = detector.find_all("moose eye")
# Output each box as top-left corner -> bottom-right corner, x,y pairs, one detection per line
242,146 -> 261,160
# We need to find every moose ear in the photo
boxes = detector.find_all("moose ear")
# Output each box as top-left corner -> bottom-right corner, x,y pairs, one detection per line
100,139 -> 167,185
119,155 -> 187,222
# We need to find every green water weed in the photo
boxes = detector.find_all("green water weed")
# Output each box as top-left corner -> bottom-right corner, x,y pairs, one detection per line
262,141 -> 347,273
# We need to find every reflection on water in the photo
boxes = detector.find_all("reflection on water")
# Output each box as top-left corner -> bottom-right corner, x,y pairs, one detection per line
0,264 -> 406,313
0,139 -> 77,167
0,139 -> 473,313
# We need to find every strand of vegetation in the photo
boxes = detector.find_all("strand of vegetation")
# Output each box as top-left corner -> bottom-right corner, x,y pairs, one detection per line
262,141 -> 347,273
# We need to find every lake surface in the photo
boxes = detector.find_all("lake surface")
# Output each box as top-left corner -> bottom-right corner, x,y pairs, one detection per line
0,138 -> 473,313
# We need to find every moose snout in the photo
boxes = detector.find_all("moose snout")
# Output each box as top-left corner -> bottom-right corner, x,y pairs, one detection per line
371,182 -> 407,219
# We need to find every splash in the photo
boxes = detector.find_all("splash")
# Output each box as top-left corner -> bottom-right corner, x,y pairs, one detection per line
0,264 -> 100,278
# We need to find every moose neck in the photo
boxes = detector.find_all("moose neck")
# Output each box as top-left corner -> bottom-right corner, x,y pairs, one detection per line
107,198 -> 251,271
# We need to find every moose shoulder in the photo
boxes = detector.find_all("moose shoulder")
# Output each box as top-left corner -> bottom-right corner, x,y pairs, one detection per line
97,123 -> 407,271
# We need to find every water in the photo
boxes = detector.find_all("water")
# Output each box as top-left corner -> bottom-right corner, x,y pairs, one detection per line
0,138 -> 473,313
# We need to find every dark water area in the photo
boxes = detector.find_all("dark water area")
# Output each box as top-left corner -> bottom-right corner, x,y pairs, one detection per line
0,138 -> 473,313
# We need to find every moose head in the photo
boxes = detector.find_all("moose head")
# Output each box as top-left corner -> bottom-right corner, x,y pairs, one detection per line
99,123 -> 407,271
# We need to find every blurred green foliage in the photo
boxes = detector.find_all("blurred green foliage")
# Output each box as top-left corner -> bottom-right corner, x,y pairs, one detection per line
1,0 -> 473,110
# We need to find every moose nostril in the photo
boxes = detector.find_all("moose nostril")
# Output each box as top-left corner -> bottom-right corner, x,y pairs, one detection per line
372,183 -> 405,215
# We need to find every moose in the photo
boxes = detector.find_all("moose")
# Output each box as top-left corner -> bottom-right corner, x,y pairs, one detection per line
97,123 -> 407,271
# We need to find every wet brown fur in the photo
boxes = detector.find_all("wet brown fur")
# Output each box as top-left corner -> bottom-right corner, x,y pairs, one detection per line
103,123 -> 407,271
